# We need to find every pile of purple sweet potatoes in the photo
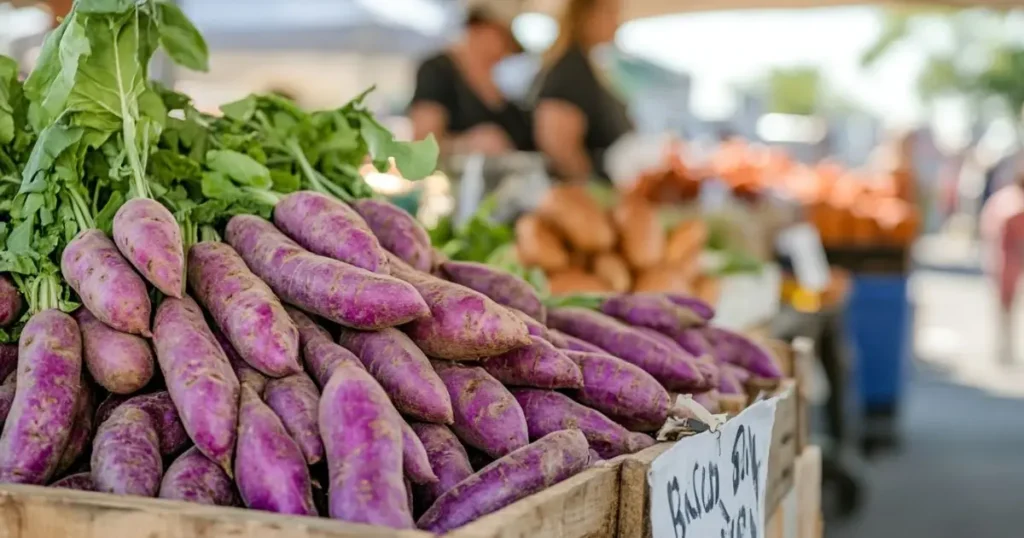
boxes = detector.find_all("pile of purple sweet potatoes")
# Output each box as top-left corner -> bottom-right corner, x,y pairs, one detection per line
0,191 -> 781,533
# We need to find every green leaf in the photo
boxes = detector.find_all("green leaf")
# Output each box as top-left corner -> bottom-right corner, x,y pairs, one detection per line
94,190 -> 125,234
270,169 -> 301,193
205,149 -> 272,189
23,15 -> 91,129
359,118 -> 438,180
156,1 -> 209,72
75,0 -> 137,14
200,171 -> 237,200
220,96 -> 257,122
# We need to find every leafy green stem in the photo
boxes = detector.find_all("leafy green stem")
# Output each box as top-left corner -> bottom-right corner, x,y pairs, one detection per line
285,138 -> 326,194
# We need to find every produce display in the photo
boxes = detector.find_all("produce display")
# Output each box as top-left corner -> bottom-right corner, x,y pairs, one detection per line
631,139 -> 920,248
0,1 -> 787,534
514,184 -> 721,300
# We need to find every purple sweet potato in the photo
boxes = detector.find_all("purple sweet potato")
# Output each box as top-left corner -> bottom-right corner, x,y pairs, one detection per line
692,391 -> 721,413
351,198 -> 433,273
601,293 -> 706,331
547,307 -> 705,391
96,392 -> 190,456
160,446 -> 238,506
547,329 -> 607,354
153,296 -> 240,473
431,361 -> 528,458
113,198 -> 185,297
0,274 -> 21,327
482,336 -> 583,390
264,374 -> 324,466
440,261 -> 546,323
588,449 -> 603,466
410,423 -> 473,511
0,380 -> 14,428
319,361 -> 412,529
337,327 -> 452,424
416,429 -> 590,533
91,404 -> 162,496
512,388 -> 654,459
0,310 -> 81,485
301,335 -> 364,389
75,308 -> 154,394
216,331 -> 268,395
563,350 -> 671,432
189,242 -> 301,378
719,362 -> 752,385
390,258 -> 531,360
225,215 -> 429,330
55,383 -> 94,476
702,327 -> 783,379
666,327 -> 715,359
51,472 -> 94,491
61,229 -> 151,336
274,191 -> 390,274
663,294 -> 716,323
509,309 -> 550,340
0,344 -> 15,384
235,384 -> 317,515
402,422 -> 438,485
717,364 -> 746,395
634,328 -> 715,392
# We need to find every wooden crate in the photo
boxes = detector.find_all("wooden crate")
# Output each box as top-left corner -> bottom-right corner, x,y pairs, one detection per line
0,457 -> 623,538
615,382 -> 800,538
766,446 -> 823,538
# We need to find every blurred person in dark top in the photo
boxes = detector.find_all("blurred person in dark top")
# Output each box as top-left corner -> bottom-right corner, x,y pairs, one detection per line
408,2 -> 532,156
532,0 -> 631,181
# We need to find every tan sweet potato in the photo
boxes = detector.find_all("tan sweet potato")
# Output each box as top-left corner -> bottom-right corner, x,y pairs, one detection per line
515,215 -> 570,272
535,185 -> 615,252
613,197 -> 665,269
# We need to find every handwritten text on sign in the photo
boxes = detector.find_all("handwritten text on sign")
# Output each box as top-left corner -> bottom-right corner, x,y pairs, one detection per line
649,398 -> 778,538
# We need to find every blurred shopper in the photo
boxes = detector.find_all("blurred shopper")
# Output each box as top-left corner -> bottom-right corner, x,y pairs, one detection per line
531,0 -> 631,181
408,1 -> 532,156
979,154 -> 1024,365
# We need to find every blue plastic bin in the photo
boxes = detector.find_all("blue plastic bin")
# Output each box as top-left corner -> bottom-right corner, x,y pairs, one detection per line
844,275 -> 912,409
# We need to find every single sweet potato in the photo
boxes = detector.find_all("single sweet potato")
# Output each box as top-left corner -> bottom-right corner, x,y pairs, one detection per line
75,308 -> 154,394
274,191 -> 390,274
338,327 -> 452,424
216,331 -> 268,395
160,446 -> 238,506
514,214 -> 570,272
226,215 -> 429,329
633,328 -> 715,392
121,392 -> 191,456
235,384 -> 317,515
0,380 -> 14,428
264,374 -> 324,466
51,472 -> 94,491
410,423 -> 473,512
54,382 -> 94,476
512,389 -> 655,459
113,198 -> 185,297
666,327 -> 715,359
0,310 -> 81,485
91,404 -> 162,496
0,274 -> 21,327
509,309 -> 550,341
702,327 -> 782,379
612,197 -> 665,270
416,429 -> 590,533
189,241 -> 302,378
320,361 -> 413,528
547,307 -> 705,391
440,261 -> 546,323
563,350 -> 671,432
600,293 -> 707,332
61,229 -> 151,336
663,294 -> 716,323
390,257 -> 531,360
431,361 -> 528,458
482,336 -> 583,390
0,344 -> 15,385
286,307 -> 362,387
351,198 -> 433,272
153,296 -> 240,474
592,252 -> 632,293
402,422 -> 438,485
535,185 -> 615,253
547,329 -> 607,354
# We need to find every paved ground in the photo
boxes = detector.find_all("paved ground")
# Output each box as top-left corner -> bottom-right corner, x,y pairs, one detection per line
827,270 -> 1024,538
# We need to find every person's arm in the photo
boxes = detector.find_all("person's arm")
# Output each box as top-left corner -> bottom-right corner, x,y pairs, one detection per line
408,58 -> 458,153
534,99 -> 591,180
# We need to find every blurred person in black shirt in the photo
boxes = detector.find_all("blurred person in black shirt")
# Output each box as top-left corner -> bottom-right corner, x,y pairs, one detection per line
408,2 -> 532,156
531,0 -> 630,181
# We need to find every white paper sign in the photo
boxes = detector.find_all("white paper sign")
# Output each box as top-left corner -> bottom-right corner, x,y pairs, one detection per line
714,264 -> 782,331
776,223 -> 831,293
649,397 -> 779,538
